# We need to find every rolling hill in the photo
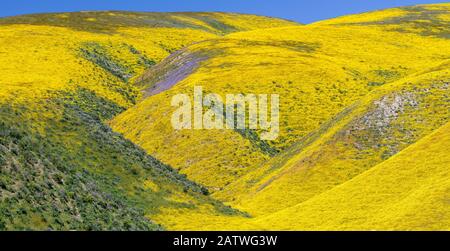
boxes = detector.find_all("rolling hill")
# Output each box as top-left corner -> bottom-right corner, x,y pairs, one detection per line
166,115 -> 450,230
111,3 -> 449,190
257,119 -> 450,230
1,3 -> 449,231
110,3 -> 450,230
0,11 -> 294,230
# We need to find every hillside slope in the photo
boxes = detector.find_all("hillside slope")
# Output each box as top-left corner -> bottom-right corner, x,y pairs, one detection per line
1,5 -> 449,231
257,120 -> 450,230
226,62 -> 450,216
0,11 -> 291,230
151,61 -> 449,230
313,3 -> 449,38
153,120 -> 450,230
0,11 -> 297,35
111,3 -> 450,193
110,4 -> 450,230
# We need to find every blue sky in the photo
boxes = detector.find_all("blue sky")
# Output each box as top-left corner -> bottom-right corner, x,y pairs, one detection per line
1,0 -> 448,23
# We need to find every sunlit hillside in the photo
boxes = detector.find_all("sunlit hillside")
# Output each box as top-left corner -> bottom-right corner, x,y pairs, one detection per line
0,11 -> 293,230
111,3 -> 450,191
226,61 -> 449,217
314,3 -> 449,38
1,3 -> 449,231
165,117 -> 450,230
110,3 -> 450,230
258,119 -> 450,230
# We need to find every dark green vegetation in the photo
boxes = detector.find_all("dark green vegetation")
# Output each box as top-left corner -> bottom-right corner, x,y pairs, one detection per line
80,42 -> 134,81
0,10 -> 285,230
80,42 -> 155,82
0,85 -> 240,230
235,128 -> 280,157
0,98 -> 157,230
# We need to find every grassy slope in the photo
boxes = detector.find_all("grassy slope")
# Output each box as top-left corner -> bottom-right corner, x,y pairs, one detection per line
151,61 -> 450,230
221,3 -> 450,216
153,120 -> 450,230
258,120 -> 450,230
110,4 -> 449,192
0,11 -> 297,35
1,5 -> 449,231
229,62 -> 450,216
110,4 -> 450,230
314,3 -> 449,38
0,11 -> 292,230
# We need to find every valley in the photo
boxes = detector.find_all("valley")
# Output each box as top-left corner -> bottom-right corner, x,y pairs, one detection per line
0,3 -> 449,230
